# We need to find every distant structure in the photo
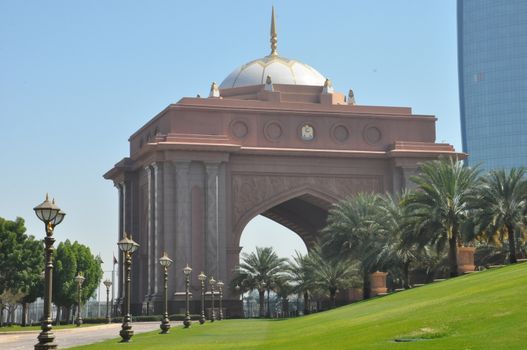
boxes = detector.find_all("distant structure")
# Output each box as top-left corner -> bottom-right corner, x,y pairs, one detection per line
105,8 -> 462,316
458,0 -> 527,170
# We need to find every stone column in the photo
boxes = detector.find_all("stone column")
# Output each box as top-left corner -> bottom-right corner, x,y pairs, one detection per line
175,161 -> 191,293
457,246 -> 476,273
370,271 -> 388,296
152,162 -> 164,296
116,182 -> 125,299
144,166 -> 153,298
205,162 -> 220,280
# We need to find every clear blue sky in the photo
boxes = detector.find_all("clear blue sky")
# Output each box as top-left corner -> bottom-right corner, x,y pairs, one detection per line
0,1 -> 460,281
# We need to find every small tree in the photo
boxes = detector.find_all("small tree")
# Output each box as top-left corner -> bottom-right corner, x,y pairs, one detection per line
0,217 -> 44,326
322,192 -> 384,298
53,240 -> 103,324
305,246 -> 359,308
233,247 -> 287,318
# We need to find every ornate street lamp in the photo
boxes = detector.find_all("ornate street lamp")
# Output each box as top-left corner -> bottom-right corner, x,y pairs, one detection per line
33,194 -> 65,350
159,252 -> 173,334
74,273 -> 85,326
217,281 -> 224,320
117,234 -> 139,343
209,276 -> 216,322
197,272 -> 207,324
183,264 -> 192,328
103,279 -> 113,324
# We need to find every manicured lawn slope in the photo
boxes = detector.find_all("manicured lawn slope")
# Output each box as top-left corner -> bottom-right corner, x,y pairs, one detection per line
73,263 -> 527,350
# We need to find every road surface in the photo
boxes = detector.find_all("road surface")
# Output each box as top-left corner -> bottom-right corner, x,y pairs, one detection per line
0,321 -> 180,349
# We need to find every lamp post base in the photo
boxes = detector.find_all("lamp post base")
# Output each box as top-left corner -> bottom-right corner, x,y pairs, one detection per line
199,315 -> 205,325
34,319 -> 56,350
183,315 -> 191,328
119,315 -> 134,342
160,313 -> 170,334
34,331 -> 57,350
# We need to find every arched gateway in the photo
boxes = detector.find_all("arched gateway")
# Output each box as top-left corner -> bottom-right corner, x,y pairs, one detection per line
104,11 -> 462,317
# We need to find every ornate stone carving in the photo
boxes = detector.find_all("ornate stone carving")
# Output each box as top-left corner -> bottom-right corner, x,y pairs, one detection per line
363,126 -> 382,144
264,121 -> 283,141
232,173 -> 383,232
331,124 -> 350,143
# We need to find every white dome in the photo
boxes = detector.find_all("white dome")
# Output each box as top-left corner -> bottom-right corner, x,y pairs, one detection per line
220,54 -> 326,89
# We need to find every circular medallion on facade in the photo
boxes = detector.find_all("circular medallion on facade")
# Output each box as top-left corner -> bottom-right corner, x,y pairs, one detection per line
231,120 -> 249,139
264,121 -> 283,141
331,124 -> 349,143
300,123 -> 315,141
364,126 -> 382,144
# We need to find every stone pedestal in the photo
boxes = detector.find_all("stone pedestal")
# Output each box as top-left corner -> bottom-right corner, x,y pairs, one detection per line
370,271 -> 388,296
457,246 -> 476,273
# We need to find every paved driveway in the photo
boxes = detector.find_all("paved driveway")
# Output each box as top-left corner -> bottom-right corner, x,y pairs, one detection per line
0,322 -> 179,349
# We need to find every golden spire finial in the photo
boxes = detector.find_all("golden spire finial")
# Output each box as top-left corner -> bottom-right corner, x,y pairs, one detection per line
270,6 -> 278,56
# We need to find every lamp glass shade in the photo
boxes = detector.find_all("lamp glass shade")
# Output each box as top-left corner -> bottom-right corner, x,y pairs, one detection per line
183,264 -> 192,275
75,273 -> 85,285
198,272 -> 207,281
159,252 -> 173,267
117,234 -> 140,253
217,281 -> 224,288
129,239 -> 140,253
33,195 -> 60,223
51,210 -> 66,227
209,277 -> 216,285
103,279 -> 112,288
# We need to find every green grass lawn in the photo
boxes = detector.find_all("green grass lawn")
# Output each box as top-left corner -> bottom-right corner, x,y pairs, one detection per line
72,263 -> 527,349
0,323 -> 101,332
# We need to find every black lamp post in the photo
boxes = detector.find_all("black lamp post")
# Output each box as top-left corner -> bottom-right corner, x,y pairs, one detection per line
183,264 -> 192,328
217,281 -> 224,320
33,194 -> 65,350
197,272 -> 207,324
117,234 -> 139,343
159,252 -> 173,334
103,279 -> 112,324
209,276 -> 216,322
74,273 -> 85,327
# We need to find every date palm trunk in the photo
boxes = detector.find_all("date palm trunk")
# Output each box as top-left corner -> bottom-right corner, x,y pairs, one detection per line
448,227 -> 459,277
403,261 -> 411,289
258,290 -> 265,318
507,223 -> 518,264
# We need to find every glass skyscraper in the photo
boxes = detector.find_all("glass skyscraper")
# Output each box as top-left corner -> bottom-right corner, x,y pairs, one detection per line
458,0 -> 527,170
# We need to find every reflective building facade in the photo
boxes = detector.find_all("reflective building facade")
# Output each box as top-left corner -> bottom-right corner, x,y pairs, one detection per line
458,0 -> 527,170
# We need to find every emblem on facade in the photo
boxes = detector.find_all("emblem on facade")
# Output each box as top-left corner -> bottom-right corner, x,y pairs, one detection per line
301,124 -> 314,141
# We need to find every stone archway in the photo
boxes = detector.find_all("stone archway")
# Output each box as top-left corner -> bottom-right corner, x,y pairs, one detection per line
233,185 -> 338,247
104,82 -> 463,316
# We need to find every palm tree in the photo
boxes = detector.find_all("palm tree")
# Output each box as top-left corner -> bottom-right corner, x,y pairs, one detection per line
322,193 -> 383,256
235,247 -> 287,317
285,251 -> 314,315
306,246 -> 359,308
472,168 -> 527,264
322,192 -> 384,298
405,158 -> 480,277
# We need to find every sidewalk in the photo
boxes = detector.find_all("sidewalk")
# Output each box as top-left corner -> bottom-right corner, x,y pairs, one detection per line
0,321 -> 180,349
